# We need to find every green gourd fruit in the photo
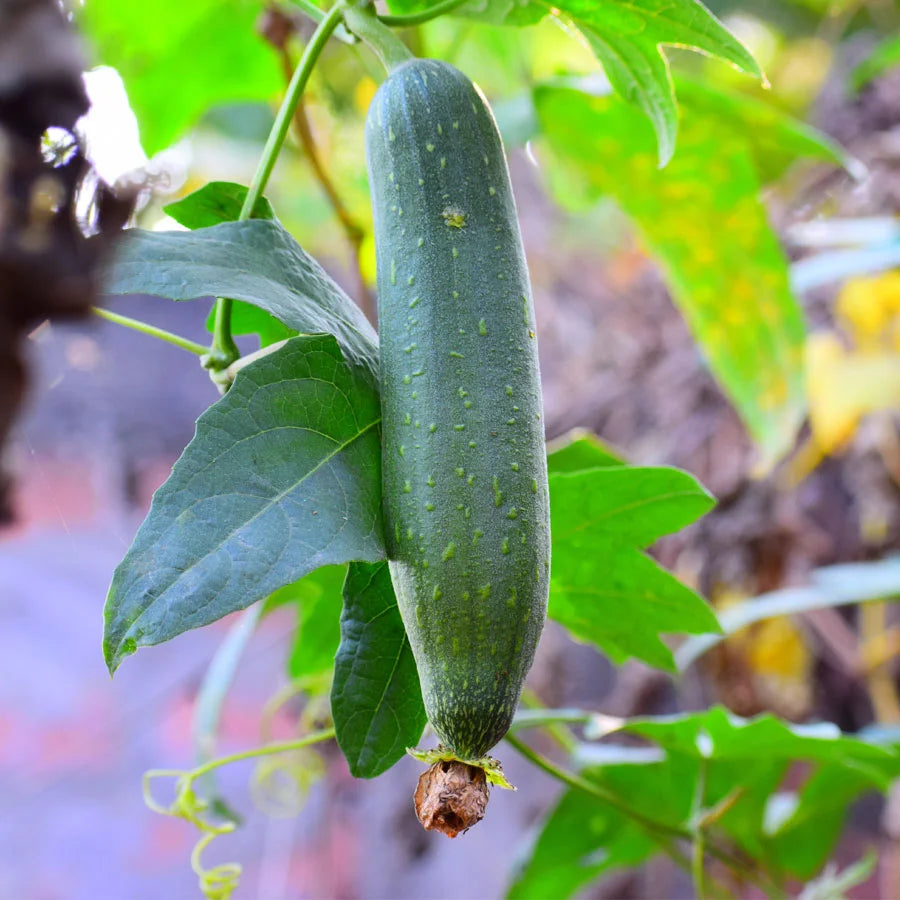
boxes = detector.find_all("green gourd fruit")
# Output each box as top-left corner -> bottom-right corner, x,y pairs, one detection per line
366,58 -> 550,832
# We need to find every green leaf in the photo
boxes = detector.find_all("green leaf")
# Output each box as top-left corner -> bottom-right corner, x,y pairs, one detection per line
331,561 -> 427,778
164,181 -> 276,229
507,786 -> 655,900
101,220 -> 378,376
104,335 -> 384,673
616,707 -> 896,769
536,86 -> 807,467
852,33 -> 900,90
674,77 -> 851,182
164,181 -> 296,349
77,0 -> 282,155
547,707 -> 900,887
547,429 -> 625,473
268,565 -> 348,683
387,0 -> 761,162
549,0 -> 762,166
548,466 -> 719,671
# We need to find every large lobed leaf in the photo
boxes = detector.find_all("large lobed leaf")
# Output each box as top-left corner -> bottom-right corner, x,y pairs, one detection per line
537,85 -> 808,468
103,335 -> 384,672
548,464 -> 719,671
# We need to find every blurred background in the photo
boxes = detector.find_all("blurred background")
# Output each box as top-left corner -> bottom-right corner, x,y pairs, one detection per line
2,0 -> 900,897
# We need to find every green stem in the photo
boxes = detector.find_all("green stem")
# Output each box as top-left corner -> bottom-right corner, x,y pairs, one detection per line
378,0 -> 468,27
691,761 -> 708,899
92,307 -> 210,357
191,728 -> 336,781
504,733 -> 693,867
209,1 -> 347,370
343,2 -> 413,73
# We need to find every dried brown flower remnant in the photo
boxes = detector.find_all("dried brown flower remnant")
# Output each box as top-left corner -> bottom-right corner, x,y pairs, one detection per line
414,760 -> 489,837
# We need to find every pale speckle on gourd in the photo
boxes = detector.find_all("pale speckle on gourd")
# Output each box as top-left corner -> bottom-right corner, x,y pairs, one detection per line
426,142 -> 435,152
390,259 -> 396,285
442,542 -> 456,561
409,296 -> 420,308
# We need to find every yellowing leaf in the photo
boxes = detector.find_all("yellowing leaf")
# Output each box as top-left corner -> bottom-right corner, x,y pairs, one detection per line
805,333 -> 900,452
837,272 -> 900,353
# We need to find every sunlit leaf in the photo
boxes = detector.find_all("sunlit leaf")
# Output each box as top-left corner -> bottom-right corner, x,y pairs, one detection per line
78,0 -> 281,155
537,86 -> 807,467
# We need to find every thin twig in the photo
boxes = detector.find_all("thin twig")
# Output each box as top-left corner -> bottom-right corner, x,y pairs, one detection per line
274,42 -> 375,323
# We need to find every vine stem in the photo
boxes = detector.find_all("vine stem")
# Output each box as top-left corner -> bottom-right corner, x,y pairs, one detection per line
343,2 -> 414,73
504,733 -> 693,868
209,1 -> 348,368
691,760 -> 708,899
191,728 -> 336,780
92,307 -> 210,357
377,0 -> 468,27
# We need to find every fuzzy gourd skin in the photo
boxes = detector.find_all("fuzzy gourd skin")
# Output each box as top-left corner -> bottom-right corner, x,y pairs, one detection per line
367,59 -> 550,760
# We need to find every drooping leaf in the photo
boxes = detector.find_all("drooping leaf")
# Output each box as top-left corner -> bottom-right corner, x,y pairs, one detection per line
163,181 -> 296,349
331,561 -> 427,778
548,466 -> 719,671
536,86 -> 807,467
101,220 -> 378,376
673,77 -> 850,182
388,0 -> 761,163
77,0 -> 282,155
547,0 -> 762,166
104,335 -> 384,672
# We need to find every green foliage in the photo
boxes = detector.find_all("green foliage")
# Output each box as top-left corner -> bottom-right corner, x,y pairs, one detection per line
164,181 -> 276,227
164,182 -> 297,348
77,0 -> 282,155
100,220 -> 378,375
332,561 -> 427,777
852,33 -> 900,89
548,465 -> 719,670
512,708 -> 899,897
274,566 -> 347,682
388,0 -> 761,163
103,335 -> 384,672
537,85 -> 809,467
546,430 -> 625,472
